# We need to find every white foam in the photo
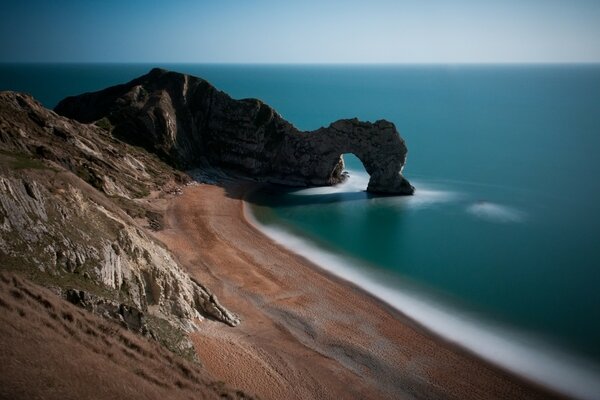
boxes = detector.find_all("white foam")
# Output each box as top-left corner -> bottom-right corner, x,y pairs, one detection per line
291,170 -> 370,195
244,201 -> 600,400
396,179 -> 462,209
467,201 -> 526,223
292,170 -> 461,209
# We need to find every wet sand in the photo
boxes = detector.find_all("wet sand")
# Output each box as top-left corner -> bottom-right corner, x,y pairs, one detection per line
153,182 -> 563,400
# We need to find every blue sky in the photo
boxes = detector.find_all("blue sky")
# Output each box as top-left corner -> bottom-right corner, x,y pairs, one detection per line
1,0 -> 599,63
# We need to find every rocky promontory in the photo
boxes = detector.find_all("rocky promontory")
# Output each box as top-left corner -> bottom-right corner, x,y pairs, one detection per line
55,68 -> 414,195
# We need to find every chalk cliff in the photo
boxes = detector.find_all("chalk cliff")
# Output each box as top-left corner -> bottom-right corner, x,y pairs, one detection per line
55,68 -> 414,194
0,92 -> 239,351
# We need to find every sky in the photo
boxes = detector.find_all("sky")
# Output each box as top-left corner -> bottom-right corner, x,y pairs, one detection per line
1,0 -> 599,63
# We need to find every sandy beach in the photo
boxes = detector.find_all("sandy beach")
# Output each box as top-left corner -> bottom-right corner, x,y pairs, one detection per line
153,182 -> 563,400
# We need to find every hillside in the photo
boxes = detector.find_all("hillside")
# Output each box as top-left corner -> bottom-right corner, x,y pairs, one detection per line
0,91 -> 248,399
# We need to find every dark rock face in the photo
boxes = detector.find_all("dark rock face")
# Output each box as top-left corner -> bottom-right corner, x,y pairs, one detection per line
55,68 -> 414,195
65,289 -> 149,334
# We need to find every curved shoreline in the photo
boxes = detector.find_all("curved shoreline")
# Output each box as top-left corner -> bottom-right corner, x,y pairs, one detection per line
154,182 -> 565,400
242,185 -> 600,400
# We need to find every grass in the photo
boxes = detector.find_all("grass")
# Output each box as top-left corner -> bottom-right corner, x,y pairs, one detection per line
134,186 -> 151,199
145,315 -> 199,363
0,255 -> 119,303
0,150 -> 50,170
94,117 -> 112,132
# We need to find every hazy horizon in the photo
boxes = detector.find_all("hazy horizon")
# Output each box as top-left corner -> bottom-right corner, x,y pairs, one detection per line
2,61 -> 600,66
1,0 -> 599,64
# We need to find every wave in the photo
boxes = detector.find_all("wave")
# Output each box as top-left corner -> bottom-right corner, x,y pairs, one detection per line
466,201 -> 526,223
293,171 -> 528,222
244,178 -> 600,399
292,170 -> 371,195
291,170 -> 462,209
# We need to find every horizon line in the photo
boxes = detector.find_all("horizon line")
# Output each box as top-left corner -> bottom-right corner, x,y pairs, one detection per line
1,61 -> 600,66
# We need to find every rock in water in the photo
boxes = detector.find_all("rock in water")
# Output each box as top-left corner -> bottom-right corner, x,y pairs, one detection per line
55,68 -> 414,195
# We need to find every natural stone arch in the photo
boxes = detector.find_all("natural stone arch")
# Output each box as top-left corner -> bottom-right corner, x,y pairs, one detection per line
55,68 -> 414,195
275,119 -> 414,195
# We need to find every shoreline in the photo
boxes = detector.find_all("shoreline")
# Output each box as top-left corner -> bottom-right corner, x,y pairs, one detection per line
153,182 -> 565,400
243,188 -> 600,400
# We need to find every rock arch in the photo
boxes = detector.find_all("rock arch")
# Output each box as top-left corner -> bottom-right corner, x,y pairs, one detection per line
274,119 -> 414,195
55,68 -> 414,195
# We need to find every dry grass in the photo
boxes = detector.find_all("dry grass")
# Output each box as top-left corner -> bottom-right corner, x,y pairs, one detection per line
0,272 -> 254,400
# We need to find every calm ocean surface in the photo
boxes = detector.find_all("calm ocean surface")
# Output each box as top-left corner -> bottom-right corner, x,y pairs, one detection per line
2,64 -> 600,394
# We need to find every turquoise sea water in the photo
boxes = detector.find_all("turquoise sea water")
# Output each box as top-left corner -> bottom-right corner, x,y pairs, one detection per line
2,64 -> 600,395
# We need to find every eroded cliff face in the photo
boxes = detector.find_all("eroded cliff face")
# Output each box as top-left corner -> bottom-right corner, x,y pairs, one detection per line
55,68 -> 414,195
0,171 -> 238,330
0,92 -> 239,355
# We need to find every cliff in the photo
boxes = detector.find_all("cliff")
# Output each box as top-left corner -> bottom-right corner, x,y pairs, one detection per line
55,68 -> 414,195
0,92 -> 239,357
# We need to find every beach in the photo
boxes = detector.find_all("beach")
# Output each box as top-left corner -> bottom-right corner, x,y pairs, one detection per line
152,182 -> 561,400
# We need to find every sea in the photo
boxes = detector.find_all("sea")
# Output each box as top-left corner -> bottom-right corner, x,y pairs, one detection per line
1,63 -> 599,398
